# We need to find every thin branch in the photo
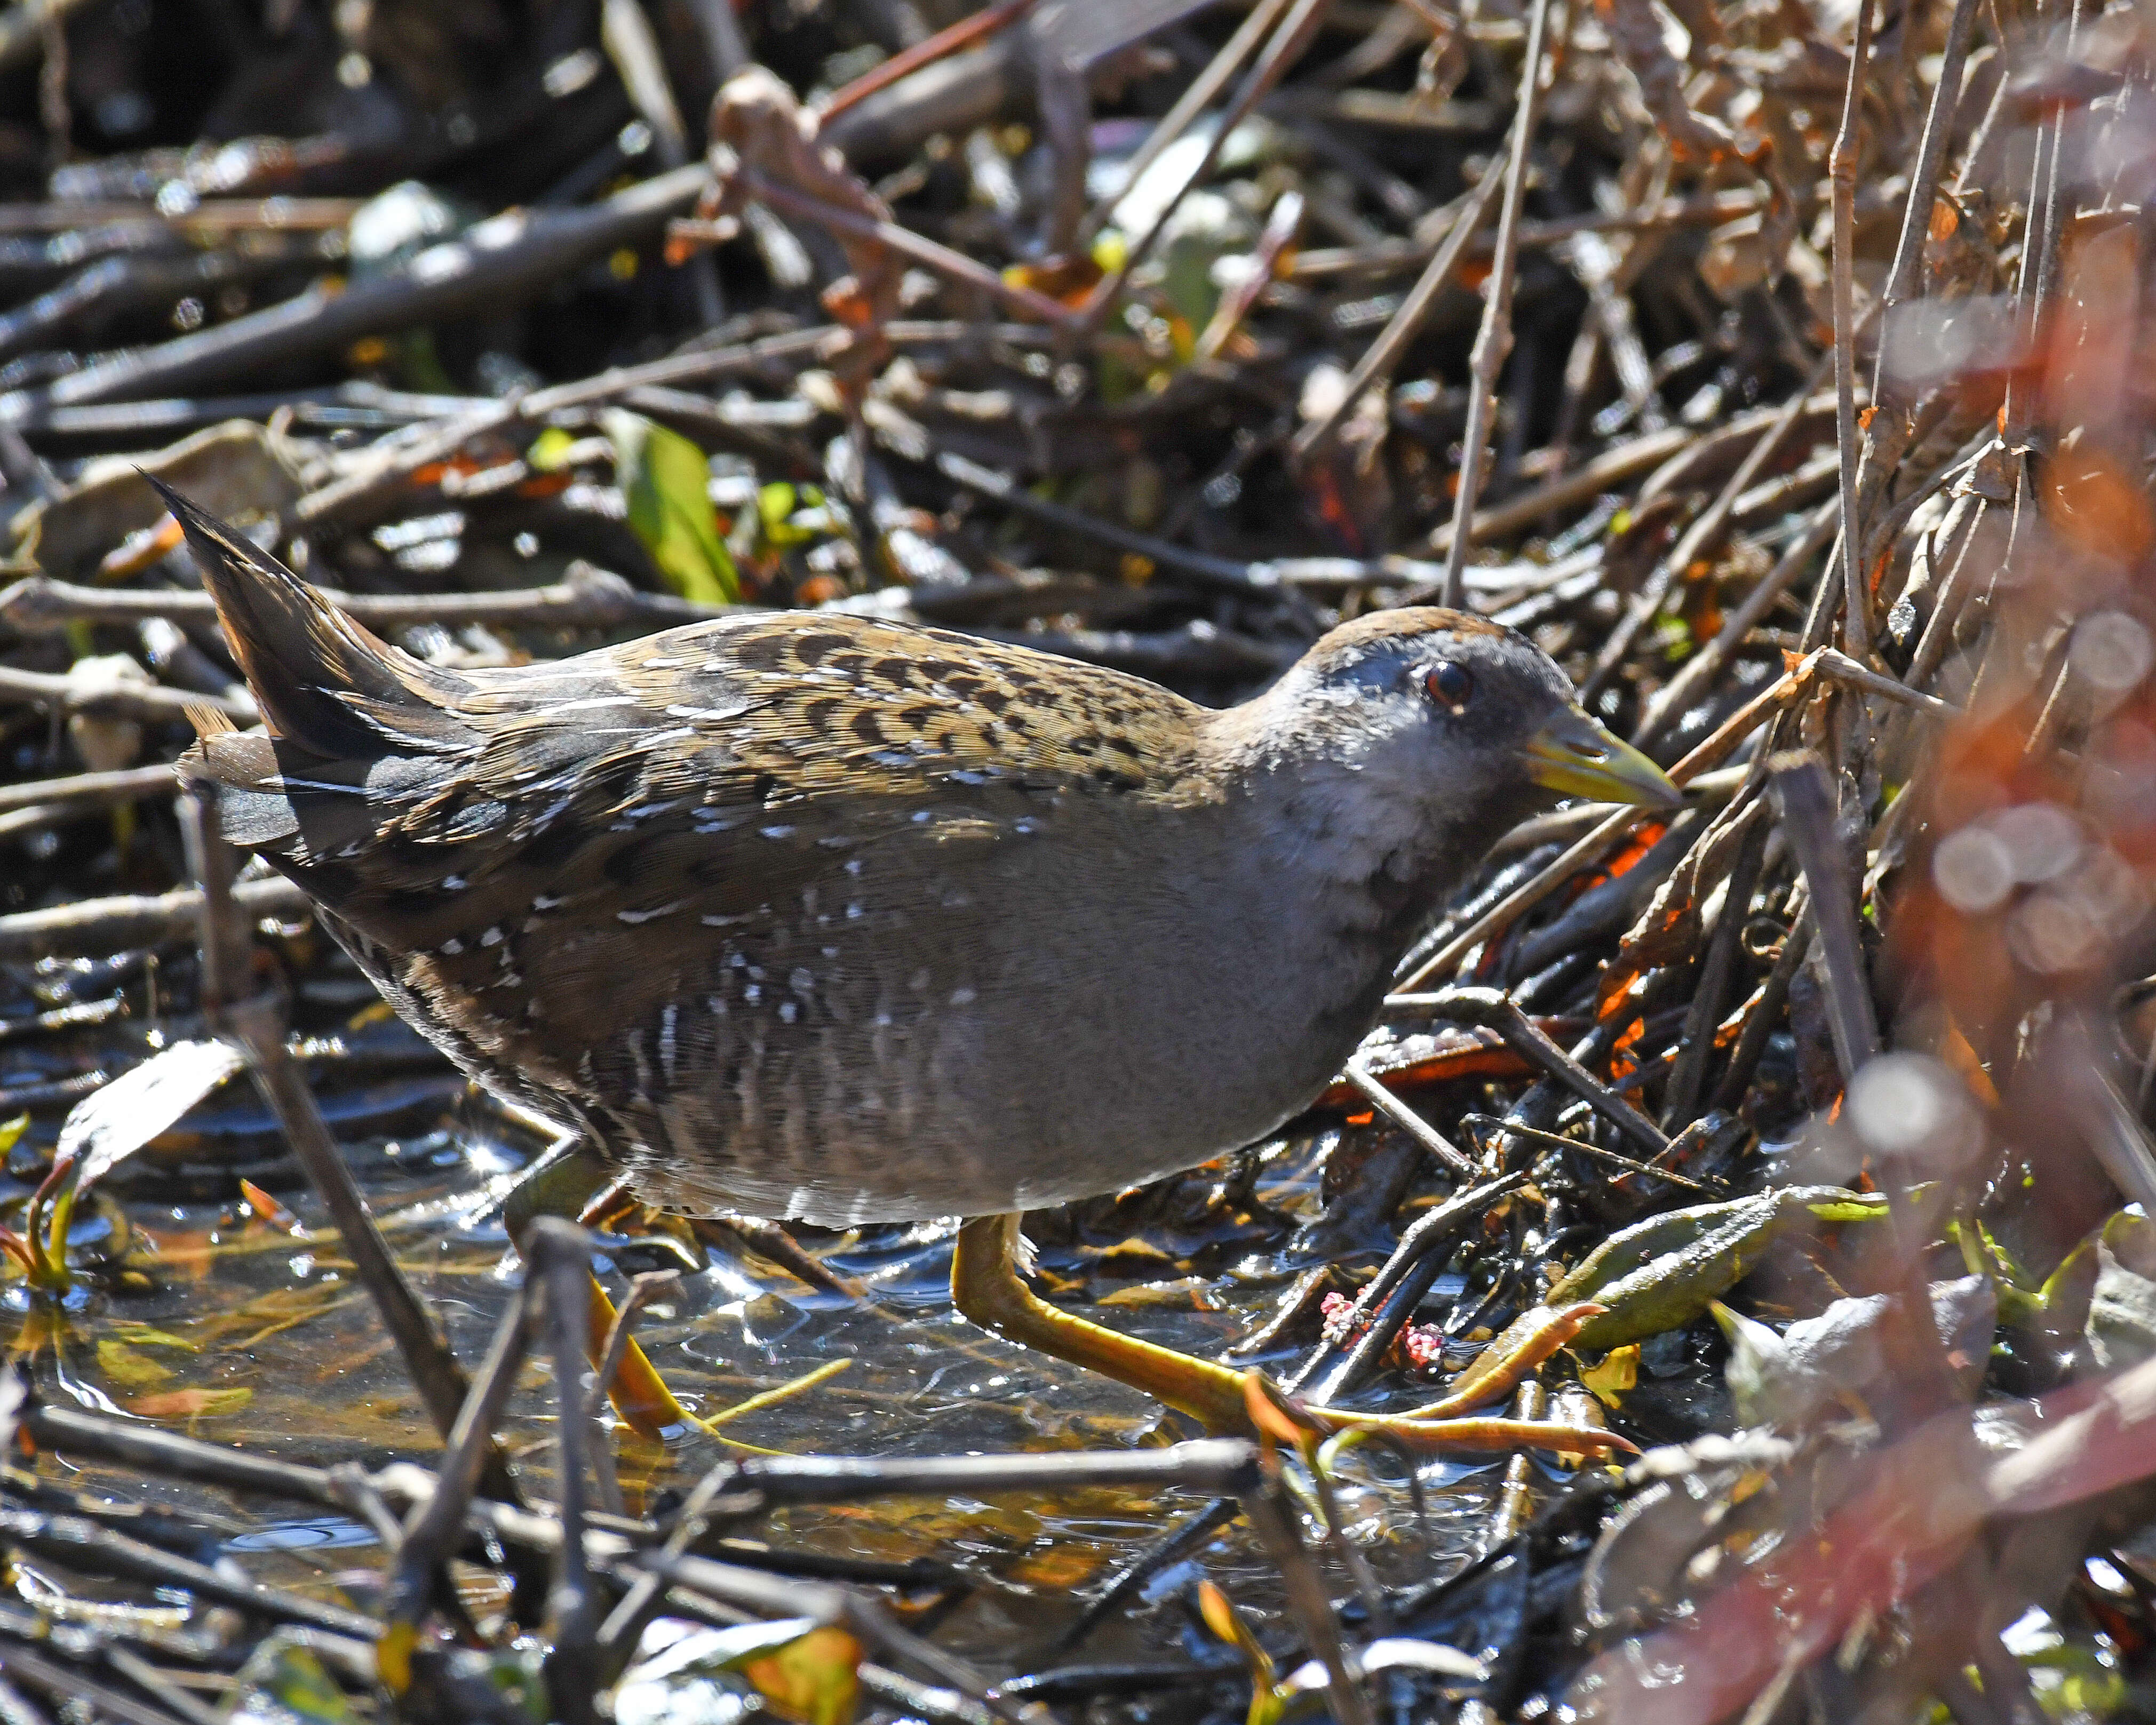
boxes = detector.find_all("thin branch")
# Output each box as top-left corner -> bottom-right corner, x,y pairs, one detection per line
1439,0 -> 1555,610
1828,0 -> 1878,658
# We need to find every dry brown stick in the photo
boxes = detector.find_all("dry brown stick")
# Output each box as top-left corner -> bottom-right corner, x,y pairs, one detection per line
0,875 -> 311,960
296,324 -> 854,529
1809,647 -> 1961,720
1,563 -> 725,635
181,797 -> 518,1505
1287,188 -> 1764,281
0,664 -> 253,724
1999,0 -> 2080,453
379,1281 -> 536,1696
712,170 -> 1085,328
1581,345 -> 1839,705
1768,751 -> 1880,1082
1292,172 -> 1502,459
1662,805 -> 1770,1128
820,0 -> 1037,122
1633,496 -> 1839,748
1078,0 -> 1335,328
1709,913 -> 1810,1113
1876,0 -> 1984,363
1827,0 -> 1877,659
1240,1478 -> 1375,1725
529,1221 -> 602,1725
1438,0 -> 1554,611
0,762 -> 176,818
1074,0 -> 1297,249
6,165 -> 710,418
1411,986 -> 1670,1154
1904,494 -> 1989,691
1341,1060 -> 1478,1177
1425,423 -> 1695,556
294,399 -> 519,528
0,197 -> 363,231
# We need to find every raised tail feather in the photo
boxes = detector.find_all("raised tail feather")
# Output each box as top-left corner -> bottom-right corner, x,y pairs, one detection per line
153,478 -> 471,854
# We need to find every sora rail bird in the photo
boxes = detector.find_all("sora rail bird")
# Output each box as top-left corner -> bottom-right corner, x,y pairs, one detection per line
160,480 -> 1677,1447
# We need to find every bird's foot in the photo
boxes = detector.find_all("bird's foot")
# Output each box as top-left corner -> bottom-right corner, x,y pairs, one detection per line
950,1216 -> 1636,1460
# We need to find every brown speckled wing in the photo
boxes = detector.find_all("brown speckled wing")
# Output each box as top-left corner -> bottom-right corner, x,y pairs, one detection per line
288,611 -> 1224,1154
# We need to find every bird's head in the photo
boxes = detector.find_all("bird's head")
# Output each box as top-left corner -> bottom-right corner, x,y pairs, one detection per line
1225,606 -> 1680,891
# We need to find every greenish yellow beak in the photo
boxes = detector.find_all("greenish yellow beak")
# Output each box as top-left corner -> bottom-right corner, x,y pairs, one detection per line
1522,706 -> 1684,808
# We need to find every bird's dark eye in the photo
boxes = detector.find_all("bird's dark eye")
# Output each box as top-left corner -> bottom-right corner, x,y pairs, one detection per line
1424,661 -> 1473,713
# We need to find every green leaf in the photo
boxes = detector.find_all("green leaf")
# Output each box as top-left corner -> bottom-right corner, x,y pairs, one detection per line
1550,1187 -> 1885,1353
525,426 -> 578,472
739,1626 -> 861,1725
606,410 -> 739,604
233,1636 -> 353,1725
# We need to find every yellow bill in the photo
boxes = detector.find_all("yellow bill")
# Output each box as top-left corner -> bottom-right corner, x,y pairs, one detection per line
1522,706 -> 1683,808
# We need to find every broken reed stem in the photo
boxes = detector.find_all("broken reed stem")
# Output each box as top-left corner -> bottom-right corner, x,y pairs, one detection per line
530,1221 -> 602,1725
184,798 -> 519,1508
1079,0 -> 1336,330
1875,0 -> 1983,367
1827,0 -> 1876,659
1241,1477 -> 1375,1725
1663,801 -> 1771,1129
1074,0 -> 1294,248
1767,752 -> 1881,1082
1292,171 -> 1503,459
1342,1059 -> 1478,1177
1438,0 -> 1555,612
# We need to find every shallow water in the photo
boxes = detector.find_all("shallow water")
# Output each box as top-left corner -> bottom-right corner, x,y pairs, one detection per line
5,964 -> 1522,1688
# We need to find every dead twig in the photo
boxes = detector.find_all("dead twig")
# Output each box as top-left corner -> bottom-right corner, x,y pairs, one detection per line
1438,0 -> 1554,610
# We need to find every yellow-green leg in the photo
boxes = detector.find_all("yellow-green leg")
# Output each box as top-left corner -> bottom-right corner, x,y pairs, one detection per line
952,1215 -> 1255,1429
950,1213 -> 1636,1459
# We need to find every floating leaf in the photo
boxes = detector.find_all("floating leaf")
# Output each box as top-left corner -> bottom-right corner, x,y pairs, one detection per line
52,1039 -> 247,1197
606,409 -> 739,603
97,1339 -> 176,1388
34,1040 -> 247,1290
738,1625 -> 861,1725
108,1324 -> 196,1351
129,1386 -> 253,1420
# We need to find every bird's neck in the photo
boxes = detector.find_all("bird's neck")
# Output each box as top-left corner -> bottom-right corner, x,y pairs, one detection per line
1195,721 -> 1479,1028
